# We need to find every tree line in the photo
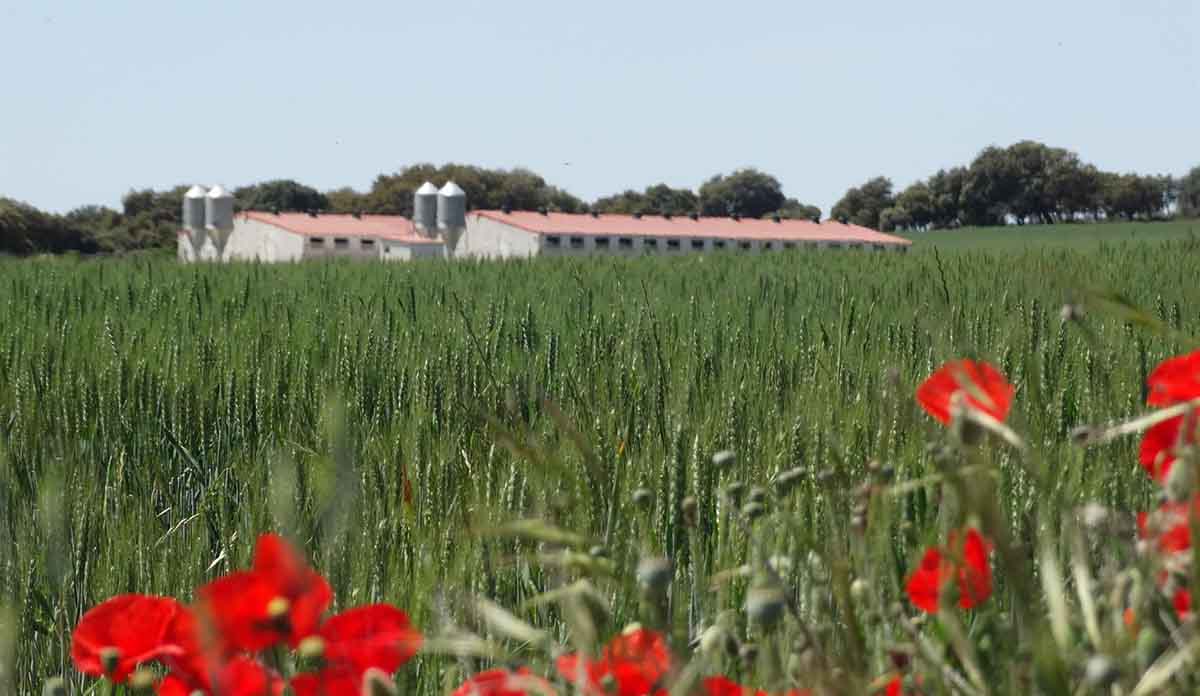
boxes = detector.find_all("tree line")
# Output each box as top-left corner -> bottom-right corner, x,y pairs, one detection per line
2,147 -> 1198,255
832,141 -> 1199,232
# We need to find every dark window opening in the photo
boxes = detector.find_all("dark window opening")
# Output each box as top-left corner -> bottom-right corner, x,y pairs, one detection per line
361,239 -> 375,248
546,235 -> 562,247
569,236 -> 585,249
334,238 -> 350,249
643,239 -> 659,251
739,241 -> 752,250
595,237 -> 610,248
618,237 -> 634,249
691,239 -> 705,250
784,242 -> 796,249
713,240 -> 727,249
310,237 -> 324,247
666,239 -> 680,250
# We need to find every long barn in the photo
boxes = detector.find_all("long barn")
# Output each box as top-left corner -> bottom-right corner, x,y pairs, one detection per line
457,209 -> 911,258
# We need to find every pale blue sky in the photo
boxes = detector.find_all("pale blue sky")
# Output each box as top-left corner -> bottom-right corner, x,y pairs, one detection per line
1,0 -> 1196,215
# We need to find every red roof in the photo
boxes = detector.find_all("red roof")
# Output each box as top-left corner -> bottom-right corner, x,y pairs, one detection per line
238,211 -> 443,244
471,210 -> 911,245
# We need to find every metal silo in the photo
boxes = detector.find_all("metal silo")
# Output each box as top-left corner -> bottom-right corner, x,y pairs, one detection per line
413,181 -> 438,235
205,185 -> 235,260
183,185 -> 207,230
437,181 -> 466,230
205,185 -> 235,231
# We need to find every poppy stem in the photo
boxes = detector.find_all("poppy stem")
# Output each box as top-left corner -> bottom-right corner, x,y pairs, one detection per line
1074,398 -> 1200,447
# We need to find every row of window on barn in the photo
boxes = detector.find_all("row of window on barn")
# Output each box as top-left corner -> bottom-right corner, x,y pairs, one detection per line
542,235 -> 897,252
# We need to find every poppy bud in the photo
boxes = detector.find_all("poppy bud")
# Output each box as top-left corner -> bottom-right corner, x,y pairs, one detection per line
362,667 -> 398,696
725,481 -> 745,503
1164,460 -> 1194,502
42,677 -> 66,696
742,501 -> 766,521
1069,425 -> 1097,446
99,647 -> 121,676
1059,304 -> 1085,323
888,647 -> 911,670
636,557 -> 673,594
747,487 -> 767,504
589,545 -> 609,558
1084,655 -> 1119,689
712,450 -> 736,469
816,469 -> 837,485
697,625 -> 729,656
1136,627 -> 1165,672
1079,503 -> 1109,529
632,488 -> 653,508
746,586 -> 786,627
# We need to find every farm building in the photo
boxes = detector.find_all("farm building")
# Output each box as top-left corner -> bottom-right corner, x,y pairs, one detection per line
179,180 -> 911,262
456,209 -> 912,258
177,182 -> 461,262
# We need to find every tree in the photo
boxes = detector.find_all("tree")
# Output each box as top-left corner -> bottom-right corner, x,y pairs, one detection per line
774,198 -> 821,221
960,146 -> 1019,226
698,169 -> 786,218
830,176 -> 894,229
926,167 -> 967,229
1179,166 -> 1200,218
592,184 -> 698,216
326,187 -> 370,214
234,180 -> 328,212
0,198 -> 100,255
1099,173 -> 1172,220
364,164 -> 583,216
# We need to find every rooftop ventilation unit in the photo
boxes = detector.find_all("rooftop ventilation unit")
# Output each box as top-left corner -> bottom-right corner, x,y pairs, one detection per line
663,212 -> 672,220
538,206 -> 548,216
688,212 -> 699,221
501,202 -> 513,214
772,214 -> 782,223
590,210 -> 600,218
633,212 -> 643,219
731,213 -> 741,222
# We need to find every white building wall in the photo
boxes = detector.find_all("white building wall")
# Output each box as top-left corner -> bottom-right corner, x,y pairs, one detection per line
460,216 -> 542,259
382,242 -> 445,261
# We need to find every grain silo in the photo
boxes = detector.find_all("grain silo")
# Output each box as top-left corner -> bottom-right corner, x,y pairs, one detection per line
413,182 -> 439,237
205,185 -> 235,258
437,181 -> 467,255
182,185 -> 208,255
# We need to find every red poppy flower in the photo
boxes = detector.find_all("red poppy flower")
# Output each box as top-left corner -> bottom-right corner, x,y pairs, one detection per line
1138,497 -> 1200,555
916,360 -> 1014,426
703,676 -> 747,696
196,534 -> 333,652
156,656 -> 284,696
1147,350 -> 1200,407
884,676 -> 903,696
1174,588 -> 1192,620
556,628 -> 672,696
904,528 -> 993,613
1139,411 -> 1199,483
71,594 -> 186,682
451,667 -> 553,696
289,604 -> 422,696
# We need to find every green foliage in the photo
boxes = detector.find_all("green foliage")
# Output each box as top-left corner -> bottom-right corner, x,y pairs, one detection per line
592,184 -> 699,216
698,169 -> 786,218
831,176 -> 894,229
365,163 -> 585,216
1180,166 -> 1200,218
233,179 -> 329,213
1,238 -> 1198,694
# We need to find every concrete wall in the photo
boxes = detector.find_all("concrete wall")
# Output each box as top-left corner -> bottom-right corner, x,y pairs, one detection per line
382,242 -> 445,261
459,216 -> 542,259
178,218 -> 305,263
300,232 -> 382,261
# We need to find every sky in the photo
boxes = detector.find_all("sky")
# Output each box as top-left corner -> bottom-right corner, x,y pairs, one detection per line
1,0 -> 1196,216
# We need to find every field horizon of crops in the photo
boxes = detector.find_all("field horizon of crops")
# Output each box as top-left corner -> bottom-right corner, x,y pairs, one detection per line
2,237 -> 1200,694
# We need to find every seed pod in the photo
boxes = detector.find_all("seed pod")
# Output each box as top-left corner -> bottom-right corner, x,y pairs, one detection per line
42,678 -> 66,696
742,501 -> 766,521
298,635 -> 326,660
850,514 -> 867,533
775,467 -> 804,493
681,496 -> 698,527
1084,655 -> 1119,689
636,557 -> 673,593
99,647 -> 121,676
1069,425 -> 1097,446
725,481 -> 745,502
850,578 -> 871,604
589,545 -> 609,558
363,668 -> 399,696
698,625 -> 733,657
816,469 -> 837,485
128,669 -> 156,693
739,642 -> 759,667
632,487 -> 653,508
747,486 -> 767,504
746,586 -> 787,627
712,450 -> 737,469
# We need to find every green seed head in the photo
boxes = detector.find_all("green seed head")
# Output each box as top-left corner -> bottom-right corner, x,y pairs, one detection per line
637,556 -> 673,593
362,667 -> 398,696
632,487 -> 653,508
746,586 -> 787,627
42,677 -> 66,696
747,486 -> 767,504
742,501 -> 766,521
99,646 -> 121,676
712,450 -> 736,469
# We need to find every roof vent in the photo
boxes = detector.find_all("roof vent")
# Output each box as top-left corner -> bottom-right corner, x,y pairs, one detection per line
838,216 -> 848,225
811,215 -> 820,224
590,210 -> 600,218
308,210 -> 318,218
731,213 -> 741,222
772,214 -> 782,223
633,212 -> 643,219
538,206 -> 548,216
688,212 -> 699,221
663,212 -> 672,220
270,206 -> 281,216
501,202 -> 513,214
352,210 -> 362,219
